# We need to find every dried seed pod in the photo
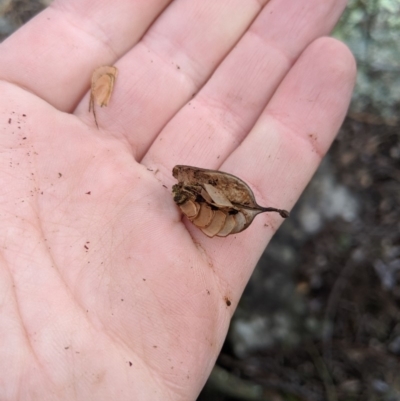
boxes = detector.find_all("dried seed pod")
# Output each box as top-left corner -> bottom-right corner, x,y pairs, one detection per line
89,66 -> 118,128
172,165 -> 289,237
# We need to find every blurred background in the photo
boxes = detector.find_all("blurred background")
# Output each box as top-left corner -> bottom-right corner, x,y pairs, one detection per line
1,1 -> 399,400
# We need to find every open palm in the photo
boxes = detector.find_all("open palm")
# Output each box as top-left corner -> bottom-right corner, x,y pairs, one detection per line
0,0 -> 355,400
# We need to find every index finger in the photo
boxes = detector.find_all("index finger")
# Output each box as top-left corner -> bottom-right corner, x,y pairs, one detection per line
0,0 -> 171,111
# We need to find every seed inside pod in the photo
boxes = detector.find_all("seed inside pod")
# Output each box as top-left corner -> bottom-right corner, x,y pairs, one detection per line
192,203 -> 214,227
217,214 -> 237,237
202,183 -> 233,207
230,212 -> 247,234
179,200 -> 200,219
201,210 -> 227,237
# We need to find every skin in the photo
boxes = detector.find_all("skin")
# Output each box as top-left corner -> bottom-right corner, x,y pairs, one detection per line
0,0 -> 356,400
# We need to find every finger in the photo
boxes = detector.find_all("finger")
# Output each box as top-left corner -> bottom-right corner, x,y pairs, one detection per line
196,38 -> 356,305
75,0 -> 270,157
142,0 -> 348,170
0,0 -> 172,110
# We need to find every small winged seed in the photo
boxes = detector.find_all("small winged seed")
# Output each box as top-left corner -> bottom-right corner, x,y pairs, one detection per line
89,65 -> 118,128
91,66 -> 117,107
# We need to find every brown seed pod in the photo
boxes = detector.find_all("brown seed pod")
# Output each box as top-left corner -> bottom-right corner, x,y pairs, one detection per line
89,66 -> 118,128
172,165 -> 289,238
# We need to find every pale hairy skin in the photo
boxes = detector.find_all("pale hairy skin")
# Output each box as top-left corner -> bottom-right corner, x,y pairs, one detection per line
0,0 -> 356,400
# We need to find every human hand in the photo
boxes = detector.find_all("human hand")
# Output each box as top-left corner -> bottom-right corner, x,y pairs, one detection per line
0,0 -> 355,399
